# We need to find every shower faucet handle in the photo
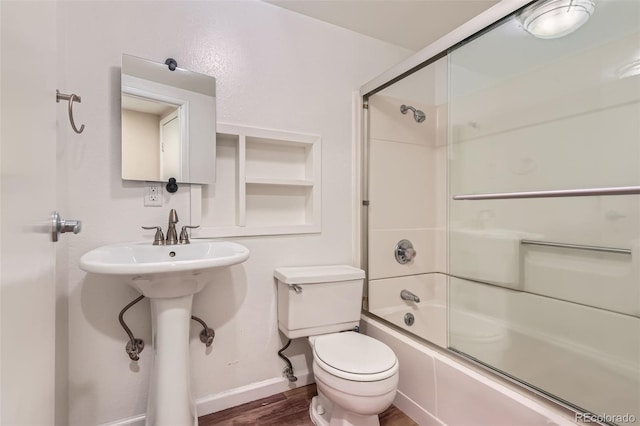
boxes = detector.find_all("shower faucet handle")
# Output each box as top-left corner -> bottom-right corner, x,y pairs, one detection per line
142,226 -> 165,245
404,247 -> 416,259
395,239 -> 417,264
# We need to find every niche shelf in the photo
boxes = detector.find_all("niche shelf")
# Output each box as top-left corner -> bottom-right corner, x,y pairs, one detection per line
191,123 -> 321,237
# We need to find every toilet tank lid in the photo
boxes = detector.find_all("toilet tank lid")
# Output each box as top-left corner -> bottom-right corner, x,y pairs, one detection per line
274,265 -> 364,284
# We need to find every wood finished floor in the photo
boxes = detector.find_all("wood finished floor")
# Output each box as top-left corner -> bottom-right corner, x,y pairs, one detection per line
198,383 -> 417,426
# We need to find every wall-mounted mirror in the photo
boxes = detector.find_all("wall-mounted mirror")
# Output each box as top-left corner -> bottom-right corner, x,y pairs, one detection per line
121,54 -> 216,184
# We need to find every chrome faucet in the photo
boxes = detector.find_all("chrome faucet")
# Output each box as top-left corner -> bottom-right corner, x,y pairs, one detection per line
166,209 -> 179,245
400,289 -> 420,303
143,209 -> 200,245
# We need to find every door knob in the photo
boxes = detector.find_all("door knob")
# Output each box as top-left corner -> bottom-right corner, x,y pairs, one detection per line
52,211 -> 82,242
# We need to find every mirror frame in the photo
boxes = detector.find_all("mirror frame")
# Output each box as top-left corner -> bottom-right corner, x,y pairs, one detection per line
121,54 -> 216,185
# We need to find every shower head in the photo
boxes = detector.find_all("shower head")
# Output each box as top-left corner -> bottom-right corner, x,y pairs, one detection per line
400,104 -> 426,123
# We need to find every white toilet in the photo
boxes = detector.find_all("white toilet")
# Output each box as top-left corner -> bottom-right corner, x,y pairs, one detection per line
275,265 -> 399,426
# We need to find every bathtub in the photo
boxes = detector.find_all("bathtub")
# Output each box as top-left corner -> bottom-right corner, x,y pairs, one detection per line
372,302 -> 447,348
366,272 -> 639,424
371,299 -> 512,360
360,315 -> 578,426
368,272 -> 448,347
368,272 -> 508,350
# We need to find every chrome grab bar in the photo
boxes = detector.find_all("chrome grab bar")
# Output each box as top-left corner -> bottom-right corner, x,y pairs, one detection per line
452,186 -> 640,201
521,239 -> 631,255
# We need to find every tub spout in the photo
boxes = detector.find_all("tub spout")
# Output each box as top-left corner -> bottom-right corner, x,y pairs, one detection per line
400,289 -> 420,303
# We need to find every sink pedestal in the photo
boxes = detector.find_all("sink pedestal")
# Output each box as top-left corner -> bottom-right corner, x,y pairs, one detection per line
147,294 -> 197,426
130,273 -> 210,426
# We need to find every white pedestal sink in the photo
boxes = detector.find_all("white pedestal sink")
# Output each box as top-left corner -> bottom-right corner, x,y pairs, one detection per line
79,240 -> 250,426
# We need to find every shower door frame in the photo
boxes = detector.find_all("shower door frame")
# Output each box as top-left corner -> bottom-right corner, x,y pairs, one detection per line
356,0 -> 623,422
358,0 -> 532,289
359,0 -> 533,324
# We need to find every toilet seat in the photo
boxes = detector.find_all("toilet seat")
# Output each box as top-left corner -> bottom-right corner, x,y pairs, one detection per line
312,332 -> 398,382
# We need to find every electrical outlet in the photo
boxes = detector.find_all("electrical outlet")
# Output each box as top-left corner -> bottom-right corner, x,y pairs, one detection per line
144,183 -> 163,207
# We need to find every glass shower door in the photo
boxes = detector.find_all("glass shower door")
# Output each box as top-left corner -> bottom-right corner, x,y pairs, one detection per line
448,0 -> 640,422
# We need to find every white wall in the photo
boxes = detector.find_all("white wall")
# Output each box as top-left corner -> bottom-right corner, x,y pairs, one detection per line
122,109 -> 161,181
58,1 -> 411,424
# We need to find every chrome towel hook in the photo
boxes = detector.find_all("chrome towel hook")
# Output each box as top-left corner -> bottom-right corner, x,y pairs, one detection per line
56,89 -> 85,134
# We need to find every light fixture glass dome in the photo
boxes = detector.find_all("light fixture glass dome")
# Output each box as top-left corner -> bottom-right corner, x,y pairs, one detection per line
517,0 -> 596,39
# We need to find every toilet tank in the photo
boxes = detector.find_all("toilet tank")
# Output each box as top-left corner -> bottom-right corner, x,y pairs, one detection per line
275,265 -> 365,339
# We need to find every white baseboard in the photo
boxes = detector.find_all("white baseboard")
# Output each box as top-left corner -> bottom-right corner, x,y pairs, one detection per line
99,414 -> 145,426
196,369 -> 314,416
393,390 -> 446,426
99,370 -> 314,426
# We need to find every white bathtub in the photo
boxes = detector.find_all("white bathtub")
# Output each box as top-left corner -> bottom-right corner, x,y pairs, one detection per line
371,299 -> 512,359
368,272 -> 508,350
368,273 -> 448,347
372,303 -> 447,348
361,315 -> 578,426
367,272 -> 640,423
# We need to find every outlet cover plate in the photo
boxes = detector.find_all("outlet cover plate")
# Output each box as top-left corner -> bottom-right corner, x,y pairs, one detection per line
144,183 -> 162,207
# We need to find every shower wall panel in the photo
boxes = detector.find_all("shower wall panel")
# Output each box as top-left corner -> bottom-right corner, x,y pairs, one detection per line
368,96 -> 439,280
366,58 -> 449,348
448,1 -> 640,421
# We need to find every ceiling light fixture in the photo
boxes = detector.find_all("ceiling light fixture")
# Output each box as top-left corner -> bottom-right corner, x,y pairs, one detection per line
517,0 -> 596,39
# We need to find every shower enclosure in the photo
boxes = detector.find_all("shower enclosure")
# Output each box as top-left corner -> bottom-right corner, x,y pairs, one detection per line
362,0 -> 640,423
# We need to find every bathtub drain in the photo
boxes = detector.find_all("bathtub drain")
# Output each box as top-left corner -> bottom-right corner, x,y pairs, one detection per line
404,313 -> 415,326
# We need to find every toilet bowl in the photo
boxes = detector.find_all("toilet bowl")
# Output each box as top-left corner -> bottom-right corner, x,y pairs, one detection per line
274,265 -> 400,426
308,332 -> 399,426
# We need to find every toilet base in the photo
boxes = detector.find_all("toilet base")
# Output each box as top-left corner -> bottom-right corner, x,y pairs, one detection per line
310,394 -> 380,426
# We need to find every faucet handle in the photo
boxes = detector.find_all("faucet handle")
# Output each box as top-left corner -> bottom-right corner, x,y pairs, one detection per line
142,226 -> 165,246
179,225 -> 200,244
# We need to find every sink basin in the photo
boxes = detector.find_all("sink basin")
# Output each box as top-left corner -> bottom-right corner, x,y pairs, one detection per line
80,240 -> 250,298
80,240 -> 250,276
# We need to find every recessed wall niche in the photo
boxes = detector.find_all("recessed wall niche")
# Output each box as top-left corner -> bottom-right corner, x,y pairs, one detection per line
190,124 -> 321,237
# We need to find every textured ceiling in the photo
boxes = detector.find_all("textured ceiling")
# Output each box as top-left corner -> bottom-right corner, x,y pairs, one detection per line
266,0 -> 499,52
